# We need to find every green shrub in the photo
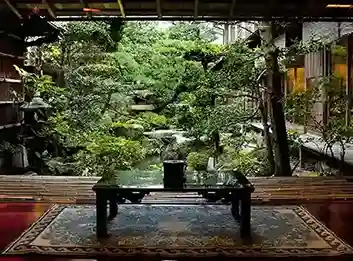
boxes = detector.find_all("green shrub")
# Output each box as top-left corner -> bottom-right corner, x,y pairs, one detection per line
110,121 -> 144,139
146,163 -> 163,171
75,135 -> 146,178
287,129 -> 302,157
231,149 -> 269,176
143,137 -> 166,156
138,112 -> 168,130
187,151 -> 209,171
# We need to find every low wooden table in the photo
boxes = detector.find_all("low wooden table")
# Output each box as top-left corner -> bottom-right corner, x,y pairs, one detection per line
92,170 -> 254,239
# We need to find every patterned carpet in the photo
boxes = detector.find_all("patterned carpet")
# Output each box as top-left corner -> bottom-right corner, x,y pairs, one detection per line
3,204 -> 353,258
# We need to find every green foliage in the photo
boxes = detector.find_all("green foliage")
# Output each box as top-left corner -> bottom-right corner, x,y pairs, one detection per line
121,22 -> 164,46
146,163 -> 163,171
231,149 -> 269,176
143,137 -> 166,156
285,89 -> 313,125
110,121 -> 144,139
187,151 -> 209,171
137,112 -> 168,130
287,130 -> 302,156
0,141 -> 17,156
285,73 -> 353,174
15,65 -> 66,103
167,22 -> 217,43
60,21 -> 123,52
75,135 -> 146,177
20,21 -> 270,177
285,74 -> 345,127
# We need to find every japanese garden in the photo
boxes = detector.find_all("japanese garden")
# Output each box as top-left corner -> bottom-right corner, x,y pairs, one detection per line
2,1 -> 353,260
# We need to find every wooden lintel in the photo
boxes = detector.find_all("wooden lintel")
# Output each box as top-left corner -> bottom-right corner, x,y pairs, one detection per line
229,0 -> 236,18
156,0 -> 162,19
42,0 -> 56,19
3,0 -> 23,20
194,0 -> 199,18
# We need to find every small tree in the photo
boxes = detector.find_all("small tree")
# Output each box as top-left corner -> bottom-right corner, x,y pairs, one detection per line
285,74 -> 352,175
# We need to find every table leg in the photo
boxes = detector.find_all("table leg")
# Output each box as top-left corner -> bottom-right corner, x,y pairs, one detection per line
108,195 -> 118,221
231,193 -> 240,221
96,192 -> 108,238
240,191 -> 251,238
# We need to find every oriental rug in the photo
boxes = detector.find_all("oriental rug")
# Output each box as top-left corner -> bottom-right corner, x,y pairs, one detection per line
3,204 -> 353,258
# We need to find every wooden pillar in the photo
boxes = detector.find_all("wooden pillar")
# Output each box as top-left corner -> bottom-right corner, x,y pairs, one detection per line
304,47 -> 330,131
322,47 -> 330,127
223,23 -> 229,44
230,24 -> 236,43
346,35 -> 353,127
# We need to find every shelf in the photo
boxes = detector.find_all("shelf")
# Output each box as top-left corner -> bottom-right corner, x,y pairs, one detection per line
0,52 -> 25,60
0,31 -> 22,41
0,101 -> 23,105
0,77 -> 22,84
0,122 -> 23,130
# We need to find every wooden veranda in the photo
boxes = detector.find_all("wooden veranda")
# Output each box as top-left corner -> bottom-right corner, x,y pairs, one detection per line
1,174 -> 353,204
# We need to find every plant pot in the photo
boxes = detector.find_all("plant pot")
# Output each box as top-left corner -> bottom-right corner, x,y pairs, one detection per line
163,160 -> 186,188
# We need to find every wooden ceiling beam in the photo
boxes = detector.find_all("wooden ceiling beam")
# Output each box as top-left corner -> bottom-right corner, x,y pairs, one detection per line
156,0 -> 162,18
42,0 -> 56,19
79,0 -> 92,18
79,0 -> 86,8
8,0 -> 353,21
48,12 -> 353,22
229,0 -> 236,18
3,0 -> 23,19
194,0 -> 199,18
267,0 -> 278,20
117,0 -> 126,17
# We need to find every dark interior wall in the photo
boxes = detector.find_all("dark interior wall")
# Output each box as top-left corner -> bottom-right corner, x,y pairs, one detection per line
0,8 -> 25,173
0,56 -> 23,79
0,9 -> 24,120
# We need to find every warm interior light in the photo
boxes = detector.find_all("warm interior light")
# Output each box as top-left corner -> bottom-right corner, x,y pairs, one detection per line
83,8 -> 101,12
326,4 -> 353,8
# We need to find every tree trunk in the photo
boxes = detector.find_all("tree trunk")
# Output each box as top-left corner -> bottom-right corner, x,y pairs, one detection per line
259,90 -> 275,175
261,22 -> 291,176
101,92 -> 113,115
211,93 -> 221,165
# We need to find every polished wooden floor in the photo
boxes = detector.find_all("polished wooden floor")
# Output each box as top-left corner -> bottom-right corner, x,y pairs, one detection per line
2,175 -> 353,204
1,202 -> 353,261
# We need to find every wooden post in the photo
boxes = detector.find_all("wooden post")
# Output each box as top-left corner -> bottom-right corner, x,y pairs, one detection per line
323,47 -> 330,127
346,35 -> 352,127
304,78 -> 310,134
223,23 -> 229,44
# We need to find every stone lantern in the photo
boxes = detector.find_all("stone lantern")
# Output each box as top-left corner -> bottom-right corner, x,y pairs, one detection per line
20,92 -> 52,173
20,92 -> 51,125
